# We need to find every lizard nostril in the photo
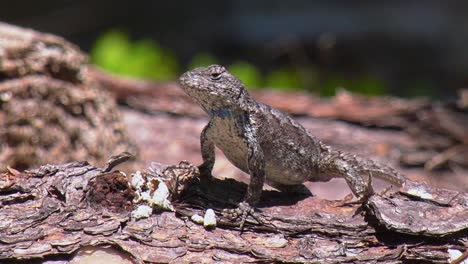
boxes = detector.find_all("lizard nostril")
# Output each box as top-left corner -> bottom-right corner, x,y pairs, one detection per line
179,72 -> 192,84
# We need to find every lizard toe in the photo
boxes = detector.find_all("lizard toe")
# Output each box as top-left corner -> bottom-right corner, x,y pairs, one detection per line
222,202 -> 257,232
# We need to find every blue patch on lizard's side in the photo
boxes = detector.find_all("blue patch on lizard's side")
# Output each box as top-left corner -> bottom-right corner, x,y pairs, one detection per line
210,108 -> 233,119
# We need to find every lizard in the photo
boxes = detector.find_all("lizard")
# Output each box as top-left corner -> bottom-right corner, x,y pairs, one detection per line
179,64 -> 407,224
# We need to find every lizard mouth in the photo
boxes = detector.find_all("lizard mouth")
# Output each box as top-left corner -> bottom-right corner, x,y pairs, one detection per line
179,72 -> 212,94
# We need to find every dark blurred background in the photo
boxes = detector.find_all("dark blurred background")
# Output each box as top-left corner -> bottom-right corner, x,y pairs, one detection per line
3,0 -> 468,98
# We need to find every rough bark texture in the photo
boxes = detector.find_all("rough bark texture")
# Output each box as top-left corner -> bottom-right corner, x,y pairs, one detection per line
0,22 -> 467,263
0,157 -> 466,263
0,22 -> 137,171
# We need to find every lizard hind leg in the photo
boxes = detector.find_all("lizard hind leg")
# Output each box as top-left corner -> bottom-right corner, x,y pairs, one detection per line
332,159 -> 375,201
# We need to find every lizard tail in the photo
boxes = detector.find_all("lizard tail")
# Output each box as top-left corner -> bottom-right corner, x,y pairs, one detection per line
357,159 -> 406,187
331,147 -> 406,186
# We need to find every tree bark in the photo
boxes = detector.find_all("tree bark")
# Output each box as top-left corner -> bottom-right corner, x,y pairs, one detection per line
0,155 -> 467,263
0,22 -> 136,171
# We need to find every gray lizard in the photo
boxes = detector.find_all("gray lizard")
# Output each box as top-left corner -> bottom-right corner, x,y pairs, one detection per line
179,64 -> 406,220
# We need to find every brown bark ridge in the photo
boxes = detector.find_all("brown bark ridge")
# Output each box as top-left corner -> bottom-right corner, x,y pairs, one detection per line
0,22 -> 137,171
0,154 -> 466,263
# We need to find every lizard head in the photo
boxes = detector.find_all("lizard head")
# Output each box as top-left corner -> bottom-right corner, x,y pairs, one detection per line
179,65 -> 249,112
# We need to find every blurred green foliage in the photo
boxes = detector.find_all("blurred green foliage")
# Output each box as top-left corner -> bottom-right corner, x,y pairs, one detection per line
229,61 -> 262,89
321,74 -> 386,97
188,53 -> 218,69
90,30 -> 178,80
265,68 -> 302,91
91,30 -> 390,96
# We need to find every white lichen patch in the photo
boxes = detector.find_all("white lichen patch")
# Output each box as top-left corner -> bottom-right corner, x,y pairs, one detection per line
149,181 -> 174,211
130,171 -> 175,220
136,191 -> 151,203
191,214 -> 204,224
131,171 -> 144,191
131,205 -> 153,219
203,209 -> 217,228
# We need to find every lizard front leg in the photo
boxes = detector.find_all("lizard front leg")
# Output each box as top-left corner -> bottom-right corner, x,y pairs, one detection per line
199,121 -> 215,178
223,121 -> 266,230
244,135 -> 265,205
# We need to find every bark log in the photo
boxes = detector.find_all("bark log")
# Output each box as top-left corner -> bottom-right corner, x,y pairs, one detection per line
0,155 -> 466,263
0,22 -> 137,171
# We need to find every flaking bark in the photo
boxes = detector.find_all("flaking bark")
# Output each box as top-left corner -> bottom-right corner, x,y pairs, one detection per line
0,157 -> 466,263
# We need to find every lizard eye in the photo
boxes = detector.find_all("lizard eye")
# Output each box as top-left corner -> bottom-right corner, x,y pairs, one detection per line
207,65 -> 226,80
210,72 -> 222,80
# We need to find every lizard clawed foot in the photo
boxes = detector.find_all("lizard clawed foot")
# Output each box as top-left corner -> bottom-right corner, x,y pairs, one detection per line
338,189 -> 374,207
340,171 -> 375,207
336,193 -> 370,217
222,202 -> 262,232
337,191 -> 373,217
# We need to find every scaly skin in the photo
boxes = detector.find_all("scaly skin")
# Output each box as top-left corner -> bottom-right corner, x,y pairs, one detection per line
179,65 -> 406,210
